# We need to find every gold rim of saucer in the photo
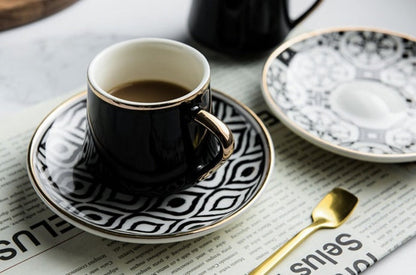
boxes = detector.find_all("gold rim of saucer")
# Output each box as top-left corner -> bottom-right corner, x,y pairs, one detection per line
261,26 -> 416,163
26,89 -> 274,243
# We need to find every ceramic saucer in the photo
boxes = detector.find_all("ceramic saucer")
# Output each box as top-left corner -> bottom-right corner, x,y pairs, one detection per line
27,90 -> 274,243
262,28 -> 416,162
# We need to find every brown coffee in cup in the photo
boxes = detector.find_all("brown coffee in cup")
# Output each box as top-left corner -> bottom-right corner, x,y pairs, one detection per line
109,80 -> 189,102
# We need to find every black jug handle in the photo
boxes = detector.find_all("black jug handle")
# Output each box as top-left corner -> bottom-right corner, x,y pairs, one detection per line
289,0 -> 323,28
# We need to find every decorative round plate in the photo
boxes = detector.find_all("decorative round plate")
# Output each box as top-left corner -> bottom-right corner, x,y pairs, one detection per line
27,90 -> 273,243
262,28 -> 416,162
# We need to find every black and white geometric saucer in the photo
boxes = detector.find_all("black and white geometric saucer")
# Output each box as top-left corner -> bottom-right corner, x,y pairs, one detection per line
27,90 -> 274,243
262,28 -> 416,162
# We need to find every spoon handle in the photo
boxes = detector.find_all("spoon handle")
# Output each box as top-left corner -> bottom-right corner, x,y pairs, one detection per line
249,221 -> 322,275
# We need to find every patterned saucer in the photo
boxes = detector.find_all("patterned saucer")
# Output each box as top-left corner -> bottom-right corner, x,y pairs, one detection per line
27,90 -> 273,243
262,28 -> 416,162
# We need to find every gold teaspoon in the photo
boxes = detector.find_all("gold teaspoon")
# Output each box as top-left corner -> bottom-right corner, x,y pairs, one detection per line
250,187 -> 358,275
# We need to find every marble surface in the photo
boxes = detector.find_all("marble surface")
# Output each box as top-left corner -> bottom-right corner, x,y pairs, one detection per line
1,0 -> 415,273
0,0 -> 191,116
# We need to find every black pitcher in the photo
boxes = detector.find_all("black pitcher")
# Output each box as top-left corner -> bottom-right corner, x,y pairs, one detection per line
188,0 -> 323,54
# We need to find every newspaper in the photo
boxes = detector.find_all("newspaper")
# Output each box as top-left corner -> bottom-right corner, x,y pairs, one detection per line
1,49 -> 415,274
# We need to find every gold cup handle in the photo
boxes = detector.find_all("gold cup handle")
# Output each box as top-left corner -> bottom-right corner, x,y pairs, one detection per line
194,109 -> 234,180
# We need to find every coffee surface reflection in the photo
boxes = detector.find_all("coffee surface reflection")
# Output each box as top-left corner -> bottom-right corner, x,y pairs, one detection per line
109,80 -> 189,102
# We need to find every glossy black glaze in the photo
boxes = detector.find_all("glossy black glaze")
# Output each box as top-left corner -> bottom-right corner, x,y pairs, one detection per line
188,0 -> 319,54
79,87 -> 219,196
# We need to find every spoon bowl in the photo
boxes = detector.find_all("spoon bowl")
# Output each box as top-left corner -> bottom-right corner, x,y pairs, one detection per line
312,187 -> 358,228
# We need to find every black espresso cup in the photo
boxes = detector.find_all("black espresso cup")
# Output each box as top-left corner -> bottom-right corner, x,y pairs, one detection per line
81,38 -> 234,196
188,0 -> 323,54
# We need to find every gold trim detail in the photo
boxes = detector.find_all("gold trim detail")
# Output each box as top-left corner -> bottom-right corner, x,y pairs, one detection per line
26,89 -> 274,243
87,79 -> 211,111
195,109 -> 235,181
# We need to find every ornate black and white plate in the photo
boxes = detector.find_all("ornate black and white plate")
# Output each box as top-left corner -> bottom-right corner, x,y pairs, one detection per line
27,90 -> 273,243
262,28 -> 416,162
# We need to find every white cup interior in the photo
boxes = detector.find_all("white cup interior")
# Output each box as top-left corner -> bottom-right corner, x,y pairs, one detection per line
88,38 -> 210,105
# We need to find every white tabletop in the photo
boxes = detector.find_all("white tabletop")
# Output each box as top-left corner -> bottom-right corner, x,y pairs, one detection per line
0,0 -> 414,273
